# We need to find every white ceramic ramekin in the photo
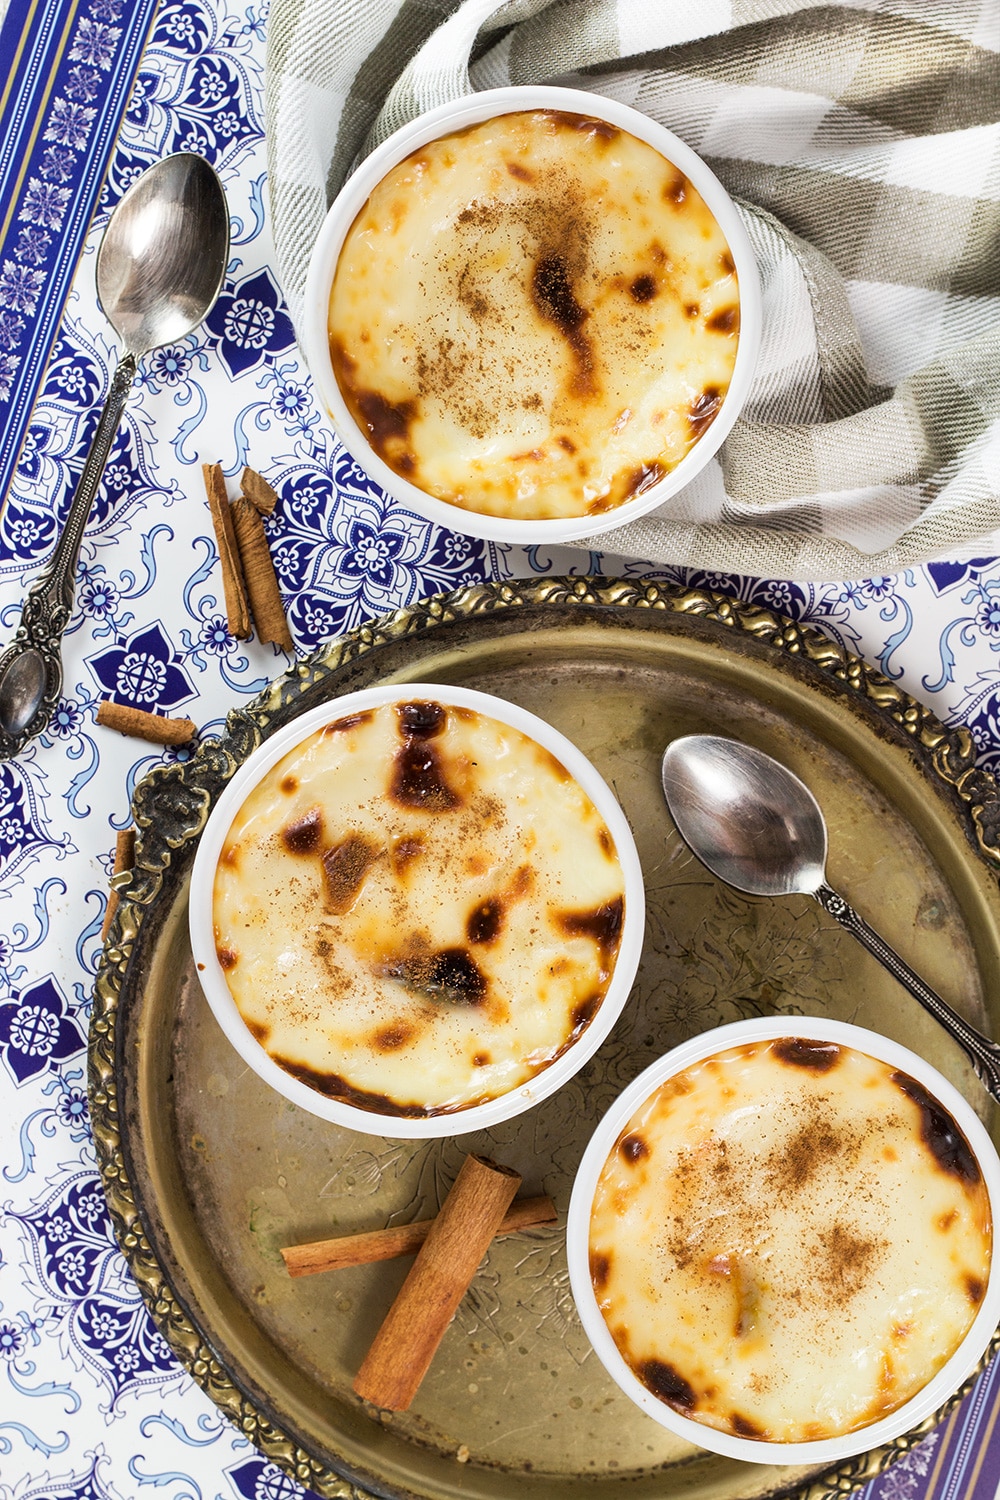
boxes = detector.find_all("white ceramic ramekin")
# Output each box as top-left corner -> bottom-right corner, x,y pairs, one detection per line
302,84 -> 761,545
567,1015 -> 1000,1465
189,682 -> 644,1138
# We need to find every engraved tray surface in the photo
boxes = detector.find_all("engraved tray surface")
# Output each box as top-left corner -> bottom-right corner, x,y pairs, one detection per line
89,578 -> 1000,1500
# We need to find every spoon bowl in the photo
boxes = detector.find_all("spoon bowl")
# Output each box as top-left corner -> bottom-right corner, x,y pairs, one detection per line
661,733 -> 1000,1103
0,153 -> 228,759
97,153 -> 229,354
661,734 -> 827,898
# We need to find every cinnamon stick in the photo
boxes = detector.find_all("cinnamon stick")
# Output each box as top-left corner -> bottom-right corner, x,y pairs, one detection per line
240,466 -> 278,515
282,1193 -> 556,1278
101,828 -> 135,939
203,462 -> 250,638
353,1154 -> 521,1410
96,701 -> 195,745
230,496 -> 293,651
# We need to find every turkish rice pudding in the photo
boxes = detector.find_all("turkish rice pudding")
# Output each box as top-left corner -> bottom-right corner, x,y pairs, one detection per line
589,1036 -> 993,1444
327,108 -> 740,521
212,699 -> 626,1116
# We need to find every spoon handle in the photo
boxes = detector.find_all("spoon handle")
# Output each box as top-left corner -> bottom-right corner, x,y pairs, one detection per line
0,354 -> 136,758
814,882 -> 1000,1104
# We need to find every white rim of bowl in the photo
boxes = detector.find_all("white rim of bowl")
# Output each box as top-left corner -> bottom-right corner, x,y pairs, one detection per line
189,682 -> 645,1139
566,1015 -> 1000,1465
302,83 -> 762,545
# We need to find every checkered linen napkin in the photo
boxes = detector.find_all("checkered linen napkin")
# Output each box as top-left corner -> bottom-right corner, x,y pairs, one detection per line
265,0 -> 1000,579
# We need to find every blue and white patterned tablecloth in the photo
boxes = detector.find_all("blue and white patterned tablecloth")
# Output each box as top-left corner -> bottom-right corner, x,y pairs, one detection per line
2,2 -> 1000,1498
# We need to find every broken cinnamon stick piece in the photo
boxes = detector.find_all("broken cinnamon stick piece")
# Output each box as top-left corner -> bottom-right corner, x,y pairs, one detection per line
240,466 -> 278,515
281,1193 -> 556,1278
353,1154 -> 521,1410
101,827 -> 136,939
230,496 -> 293,651
96,700 -> 195,745
203,462 -> 250,638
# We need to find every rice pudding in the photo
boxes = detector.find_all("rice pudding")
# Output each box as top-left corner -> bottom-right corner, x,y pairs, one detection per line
212,699 -> 626,1116
589,1036 -> 993,1444
327,108 -> 740,522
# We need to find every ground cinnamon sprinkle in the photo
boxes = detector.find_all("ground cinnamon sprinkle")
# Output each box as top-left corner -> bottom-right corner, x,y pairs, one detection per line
663,1092 -> 881,1314
410,173 -> 598,436
817,1221 -> 888,1303
764,1109 -> 855,1193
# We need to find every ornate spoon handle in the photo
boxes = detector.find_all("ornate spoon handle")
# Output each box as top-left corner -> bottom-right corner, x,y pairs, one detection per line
814,881 -> 1000,1103
0,354 -> 136,758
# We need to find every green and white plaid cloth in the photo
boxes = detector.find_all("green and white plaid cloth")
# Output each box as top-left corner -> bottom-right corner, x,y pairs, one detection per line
265,0 -> 1000,579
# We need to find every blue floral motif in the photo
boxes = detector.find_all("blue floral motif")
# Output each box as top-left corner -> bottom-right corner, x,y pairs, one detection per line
0,1447 -> 128,1500
14,225 -> 52,268
0,261 -> 46,315
103,0 -> 262,212
197,614 -> 236,655
946,672 -> 1000,778
26,1068 -> 92,1143
865,576 -> 896,600
1,498 -> 57,564
227,1456 -> 322,1500
87,622 -> 196,713
332,501 -> 427,594
0,349 -> 22,402
64,65 -> 101,105
0,310 -> 26,349
77,570 -> 120,624
177,564 -> 261,683
0,763 -> 74,897
204,267 -> 295,378
267,532 -> 319,597
146,344 -> 192,386
255,360 -> 320,438
0,977 -> 86,1086
48,700 -> 86,740
7,314 -> 171,566
2,1171 -> 184,1413
56,1088 -> 89,1134
924,580 -> 1000,692
69,17 -> 122,70
262,443 -> 494,649
280,480 -> 425,639
927,557 -> 998,595
39,141 -> 77,181
0,1321 -> 27,1360
21,177 -> 73,229
42,332 -> 104,408
976,590 -> 1000,638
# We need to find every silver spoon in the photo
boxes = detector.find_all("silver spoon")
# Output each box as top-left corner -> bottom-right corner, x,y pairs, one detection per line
0,152 -> 229,759
661,733 -> 1000,1103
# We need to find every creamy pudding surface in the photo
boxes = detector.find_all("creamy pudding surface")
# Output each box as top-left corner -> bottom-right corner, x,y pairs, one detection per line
327,109 -> 739,521
212,700 -> 625,1116
589,1038 -> 993,1444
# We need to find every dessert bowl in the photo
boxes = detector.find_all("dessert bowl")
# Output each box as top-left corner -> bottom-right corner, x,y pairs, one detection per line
302,84 -> 761,545
567,1015 -> 1000,1465
189,682 -> 644,1138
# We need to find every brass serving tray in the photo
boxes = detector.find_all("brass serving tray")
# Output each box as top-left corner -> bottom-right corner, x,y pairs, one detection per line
90,578 -> 1000,1500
